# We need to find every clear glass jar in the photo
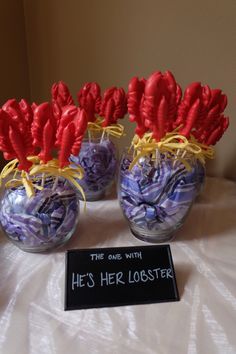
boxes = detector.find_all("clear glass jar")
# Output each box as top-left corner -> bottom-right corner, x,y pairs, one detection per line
70,137 -> 117,201
0,177 -> 79,252
118,149 -> 205,243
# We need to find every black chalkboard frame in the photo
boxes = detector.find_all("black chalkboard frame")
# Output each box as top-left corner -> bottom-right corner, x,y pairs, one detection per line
64,245 -> 179,311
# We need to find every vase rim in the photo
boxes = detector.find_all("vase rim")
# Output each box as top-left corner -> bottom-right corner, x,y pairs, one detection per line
83,136 -> 111,143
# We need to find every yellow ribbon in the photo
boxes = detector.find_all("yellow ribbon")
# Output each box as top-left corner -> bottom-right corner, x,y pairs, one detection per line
129,131 -> 214,171
87,117 -> 124,139
0,157 -> 86,207
22,172 -> 36,198
0,159 -> 19,186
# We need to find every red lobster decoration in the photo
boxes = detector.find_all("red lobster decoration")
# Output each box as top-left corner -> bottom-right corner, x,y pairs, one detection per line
127,70 -> 229,145
128,71 -> 182,140
176,83 -> 229,145
56,106 -> 88,168
100,86 -> 127,127
77,82 -> 101,122
0,99 -> 35,171
51,81 -> 74,108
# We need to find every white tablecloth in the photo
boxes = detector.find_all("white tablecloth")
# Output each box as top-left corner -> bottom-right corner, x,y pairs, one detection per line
0,177 -> 236,354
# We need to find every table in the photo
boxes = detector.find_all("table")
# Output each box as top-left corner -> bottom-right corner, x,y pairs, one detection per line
0,177 -> 236,354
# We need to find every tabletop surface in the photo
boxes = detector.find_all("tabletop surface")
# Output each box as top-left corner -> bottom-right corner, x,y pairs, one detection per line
0,177 -> 236,354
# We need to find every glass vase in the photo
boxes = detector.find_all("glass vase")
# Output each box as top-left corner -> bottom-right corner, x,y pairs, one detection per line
70,137 -> 117,201
118,149 -> 205,243
0,177 -> 79,252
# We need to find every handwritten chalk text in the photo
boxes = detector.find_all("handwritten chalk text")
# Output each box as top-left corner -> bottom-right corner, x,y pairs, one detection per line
71,268 -> 173,290
72,272 -> 95,290
89,251 -> 143,261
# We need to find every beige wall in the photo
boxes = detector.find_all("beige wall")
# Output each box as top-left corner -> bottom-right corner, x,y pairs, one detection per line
0,0 -> 30,103
3,0 -> 236,179
0,0 -> 30,168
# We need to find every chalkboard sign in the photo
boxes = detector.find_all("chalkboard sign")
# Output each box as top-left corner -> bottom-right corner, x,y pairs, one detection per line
65,245 -> 179,310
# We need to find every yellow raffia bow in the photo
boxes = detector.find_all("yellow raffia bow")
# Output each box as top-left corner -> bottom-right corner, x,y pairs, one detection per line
129,131 -> 215,171
0,157 -> 86,208
87,117 -> 124,139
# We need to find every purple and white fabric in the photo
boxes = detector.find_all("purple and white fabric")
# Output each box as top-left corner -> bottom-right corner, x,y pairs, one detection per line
71,139 -> 117,198
0,178 -> 79,250
119,156 -> 205,231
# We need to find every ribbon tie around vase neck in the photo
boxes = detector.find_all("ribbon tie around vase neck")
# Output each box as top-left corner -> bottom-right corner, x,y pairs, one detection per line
87,117 -> 125,139
0,157 -> 86,206
129,131 -> 215,171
